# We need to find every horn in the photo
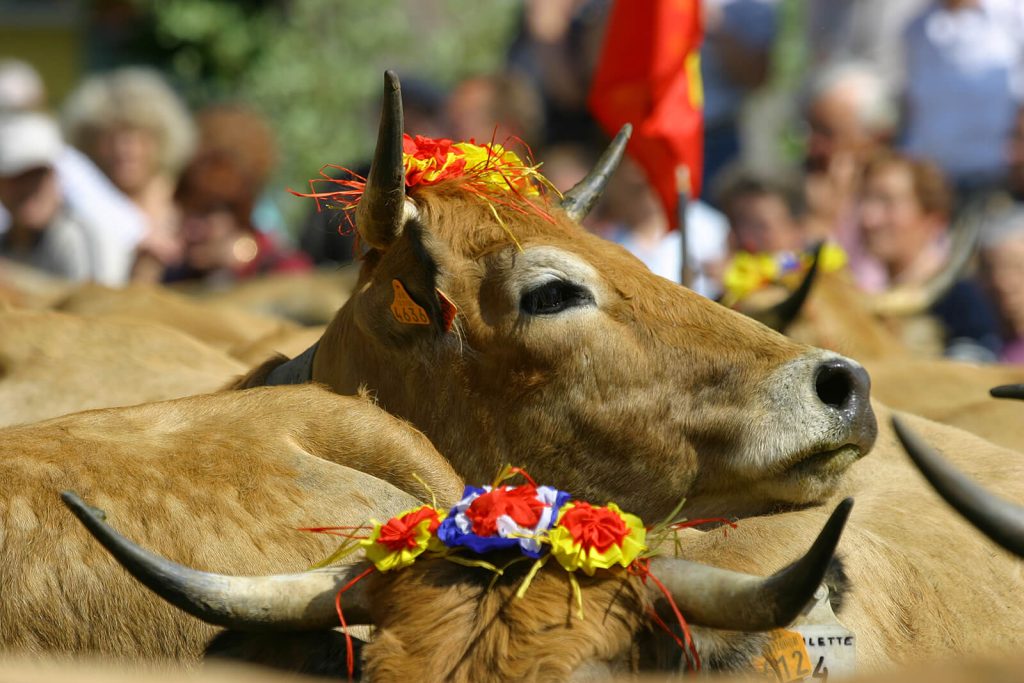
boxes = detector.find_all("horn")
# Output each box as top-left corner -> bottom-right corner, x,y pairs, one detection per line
355,70 -> 410,250
560,124 -> 632,222
892,417 -> 1024,558
746,241 -> 823,332
62,491 -> 372,630
649,498 -> 852,631
868,203 -> 983,317
990,384 -> 1024,401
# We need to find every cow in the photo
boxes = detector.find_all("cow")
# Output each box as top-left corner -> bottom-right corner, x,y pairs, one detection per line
61,485 -> 852,681
58,405 -> 1024,676
56,282 -> 302,359
0,385 -> 462,659
0,308 -> 245,427
239,71 -> 878,523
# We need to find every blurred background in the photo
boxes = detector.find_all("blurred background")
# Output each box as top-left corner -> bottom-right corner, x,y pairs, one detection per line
2,0 -> 1024,363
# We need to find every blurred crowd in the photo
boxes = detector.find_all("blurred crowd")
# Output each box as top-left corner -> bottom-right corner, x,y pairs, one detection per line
2,0 -> 1024,362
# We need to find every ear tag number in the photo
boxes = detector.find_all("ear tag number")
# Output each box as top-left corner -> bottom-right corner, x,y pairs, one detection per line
390,279 -> 430,326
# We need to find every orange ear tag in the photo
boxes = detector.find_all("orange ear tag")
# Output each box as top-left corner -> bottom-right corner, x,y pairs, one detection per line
436,288 -> 458,333
390,279 -> 430,326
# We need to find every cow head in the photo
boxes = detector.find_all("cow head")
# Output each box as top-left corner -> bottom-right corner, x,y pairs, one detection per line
257,72 -> 876,519
63,491 -> 853,680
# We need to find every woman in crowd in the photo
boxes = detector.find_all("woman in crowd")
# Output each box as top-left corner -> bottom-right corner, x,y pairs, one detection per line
979,206 -> 1024,363
856,151 -> 1002,357
166,150 -> 308,285
62,67 -> 196,282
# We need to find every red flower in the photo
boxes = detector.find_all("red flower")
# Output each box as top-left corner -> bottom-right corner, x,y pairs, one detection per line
465,485 -> 544,537
376,506 -> 441,552
559,502 -> 630,553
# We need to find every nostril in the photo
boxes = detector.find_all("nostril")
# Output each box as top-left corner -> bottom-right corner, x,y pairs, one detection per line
815,362 -> 854,410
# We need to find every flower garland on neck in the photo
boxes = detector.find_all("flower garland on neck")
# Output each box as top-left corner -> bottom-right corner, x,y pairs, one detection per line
291,133 -> 559,251
303,466 -> 737,679
721,242 -> 848,307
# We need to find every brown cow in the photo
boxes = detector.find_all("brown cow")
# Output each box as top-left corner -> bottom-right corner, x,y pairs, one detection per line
0,385 -> 462,659
62,485 -> 852,681
0,308 -> 245,427
241,72 -> 877,522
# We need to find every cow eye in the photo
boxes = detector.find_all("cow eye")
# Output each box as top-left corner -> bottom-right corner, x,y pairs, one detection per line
520,280 -> 594,315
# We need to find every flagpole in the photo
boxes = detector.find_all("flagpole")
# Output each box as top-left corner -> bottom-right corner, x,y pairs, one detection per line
676,165 -> 692,288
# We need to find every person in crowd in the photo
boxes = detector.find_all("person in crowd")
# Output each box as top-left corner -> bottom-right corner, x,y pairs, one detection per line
0,58 -> 145,258
806,0 -> 929,87
857,151 -> 1002,357
899,0 -> 1024,195
715,170 -> 806,254
62,67 -> 196,282
505,0 -> 606,146
1009,107 -> 1024,201
700,0 -> 780,195
801,62 -> 897,290
590,156 -> 729,298
979,205 -> 1024,363
0,112 -> 133,283
446,72 -> 545,147
165,151 -> 309,285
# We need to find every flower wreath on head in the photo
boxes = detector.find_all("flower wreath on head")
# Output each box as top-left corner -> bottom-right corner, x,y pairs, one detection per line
302,466 -> 738,679
721,242 -> 848,307
290,133 -> 560,252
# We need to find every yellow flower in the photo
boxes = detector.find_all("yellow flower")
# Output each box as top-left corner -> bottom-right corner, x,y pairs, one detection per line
549,502 -> 647,576
360,505 -> 445,573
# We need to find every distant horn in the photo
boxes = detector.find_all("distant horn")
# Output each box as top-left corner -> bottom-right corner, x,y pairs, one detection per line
990,384 -> 1024,401
560,124 -> 632,222
62,491 -> 372,630
892,417 -> 1024,558
355,70 -> 409,250
747,241 -> 823,332
649,498 -> 852,631
869,204 -> 983,317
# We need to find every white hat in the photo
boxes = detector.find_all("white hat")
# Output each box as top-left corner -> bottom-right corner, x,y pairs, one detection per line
0,112 -> 62,176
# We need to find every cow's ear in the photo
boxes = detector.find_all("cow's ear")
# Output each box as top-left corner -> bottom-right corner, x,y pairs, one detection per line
356,219 -> 458,344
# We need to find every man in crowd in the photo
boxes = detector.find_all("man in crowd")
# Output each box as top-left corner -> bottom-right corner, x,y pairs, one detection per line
0,112 -> 133,283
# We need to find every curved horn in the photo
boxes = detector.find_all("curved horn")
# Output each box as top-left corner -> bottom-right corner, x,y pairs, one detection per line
746,241 -> 823,332
560,124 -> 632,222
62,491 -> 371,630
649,498 -> 852,631
892,417 -> 1024,558
868,204 -> 983,317
990,384 -> 1024,401
355,70 -> 409,250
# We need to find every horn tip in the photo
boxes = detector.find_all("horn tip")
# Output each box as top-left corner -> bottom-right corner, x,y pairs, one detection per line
617,123 -> 633,140
383,69 -> 401,91
61,490 -> 108,521
990,384 -> 1024,400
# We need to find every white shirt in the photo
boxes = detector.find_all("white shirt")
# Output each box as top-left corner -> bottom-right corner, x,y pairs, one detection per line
901,0 -> 1024,182
610,199 -> 729,298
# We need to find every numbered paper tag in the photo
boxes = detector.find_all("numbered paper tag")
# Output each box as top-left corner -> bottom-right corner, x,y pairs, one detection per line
754,585 -> 856,682
390,279 -> 430,326
752,629 -> 813,682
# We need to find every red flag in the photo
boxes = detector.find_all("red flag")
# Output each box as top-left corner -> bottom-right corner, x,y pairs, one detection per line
588,0 -> 704,228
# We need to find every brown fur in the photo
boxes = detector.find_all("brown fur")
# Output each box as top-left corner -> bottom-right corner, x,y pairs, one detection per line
0,385 -> 463,659
864,358 -> 1024,453
363,558 -> 648,683
0,309 -> 245,427
56,283 -> 298,354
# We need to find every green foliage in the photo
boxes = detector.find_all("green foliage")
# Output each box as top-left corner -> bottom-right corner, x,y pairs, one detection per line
139,0 -> 521,225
